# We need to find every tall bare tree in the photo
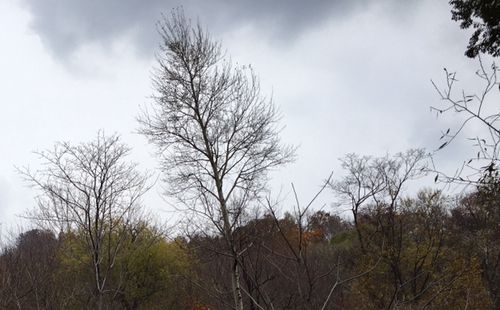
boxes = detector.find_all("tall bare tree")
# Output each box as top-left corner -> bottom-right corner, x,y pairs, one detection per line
19,132 -> 150,310
138,10 -> 295,310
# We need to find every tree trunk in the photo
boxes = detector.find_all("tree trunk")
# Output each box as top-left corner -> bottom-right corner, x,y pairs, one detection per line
232,257 -> 244,310
97,293 -> 103,310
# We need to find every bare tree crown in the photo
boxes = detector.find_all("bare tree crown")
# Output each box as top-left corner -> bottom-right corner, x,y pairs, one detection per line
20,133 -> 148,232
139,11 -> 295,225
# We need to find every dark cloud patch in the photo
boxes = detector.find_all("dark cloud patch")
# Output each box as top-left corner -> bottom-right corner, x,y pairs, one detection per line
21,0 -> 416,59
21,0 -> 167,58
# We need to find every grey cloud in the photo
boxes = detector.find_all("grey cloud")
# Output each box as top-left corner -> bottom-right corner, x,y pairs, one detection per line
21,0 -> 417,59
21,0 -> 167,58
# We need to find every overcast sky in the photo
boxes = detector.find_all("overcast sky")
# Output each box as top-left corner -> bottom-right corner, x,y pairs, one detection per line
0,0 -> 494,234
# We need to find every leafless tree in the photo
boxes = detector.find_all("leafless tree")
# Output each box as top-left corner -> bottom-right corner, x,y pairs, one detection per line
330,150 -> 475,308
138,10 -> 295,310
431,57 -> 500,186
331,149 -> 428,253
19,132 -> 150,310
264,175 -> 380,310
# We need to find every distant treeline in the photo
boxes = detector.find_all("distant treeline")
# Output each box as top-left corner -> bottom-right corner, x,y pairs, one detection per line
1,180 -> 500,309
